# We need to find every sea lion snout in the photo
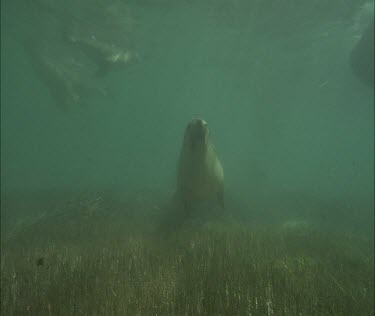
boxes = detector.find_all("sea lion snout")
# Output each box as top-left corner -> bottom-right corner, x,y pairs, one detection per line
191,118 -> 208,128
187,118 -> 208,129
186,119 -> 208,144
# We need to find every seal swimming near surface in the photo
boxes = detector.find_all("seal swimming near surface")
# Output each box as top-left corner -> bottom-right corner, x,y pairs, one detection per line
175,118 -> 224,213
65,34 -> 139,77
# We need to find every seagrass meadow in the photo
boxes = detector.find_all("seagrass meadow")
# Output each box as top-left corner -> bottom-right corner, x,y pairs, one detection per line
1,191 -> 374,315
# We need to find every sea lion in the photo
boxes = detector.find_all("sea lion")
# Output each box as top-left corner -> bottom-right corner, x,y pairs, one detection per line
175,118 -> 224,212
65,35 -> 139,77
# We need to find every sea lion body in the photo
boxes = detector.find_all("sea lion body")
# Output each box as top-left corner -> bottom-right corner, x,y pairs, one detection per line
176,119 -> 224,211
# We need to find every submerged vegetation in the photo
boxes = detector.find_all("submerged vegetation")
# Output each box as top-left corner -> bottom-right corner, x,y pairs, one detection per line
1,193 -> 373,315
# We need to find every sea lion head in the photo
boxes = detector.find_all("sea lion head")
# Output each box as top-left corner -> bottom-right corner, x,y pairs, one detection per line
183,118 -> 209,151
